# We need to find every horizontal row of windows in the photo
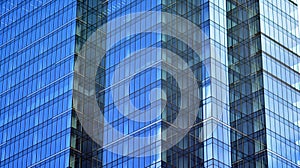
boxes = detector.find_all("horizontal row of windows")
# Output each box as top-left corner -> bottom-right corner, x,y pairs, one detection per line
260,16 -> 299,54
262,54 -> 299,90
261,35 -> 300,72
0,92 -> 72,134
266,129 -> 300,164
0,0 -> 75,33
260,0 -> 299,22
0,20 -> 76,64
0,73 -> 73,109
263,71 -> 300,108
1,122 -> 71,162
267,152 -> 299,168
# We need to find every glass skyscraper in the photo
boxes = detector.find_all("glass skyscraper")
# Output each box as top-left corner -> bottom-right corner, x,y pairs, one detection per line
0,0 -> 299,168
228,0 -> 300,167
0,0 -> 75,167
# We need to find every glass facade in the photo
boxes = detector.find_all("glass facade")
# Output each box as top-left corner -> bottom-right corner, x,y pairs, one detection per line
0,0 -> 300,168
227,0 -> 268,167
260,0 -> 300,167
227,0 -> 300,167
73,0 -> 231,167
0,0 -> 76,167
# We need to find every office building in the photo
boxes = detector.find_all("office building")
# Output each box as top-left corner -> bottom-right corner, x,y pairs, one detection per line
0,0 -> 299,167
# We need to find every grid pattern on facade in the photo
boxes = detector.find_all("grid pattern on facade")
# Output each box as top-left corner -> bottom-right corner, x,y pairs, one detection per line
0,0 -> 76,167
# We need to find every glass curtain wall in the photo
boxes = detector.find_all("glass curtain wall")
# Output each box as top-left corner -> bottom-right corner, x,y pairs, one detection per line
0,0 -> 76,167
